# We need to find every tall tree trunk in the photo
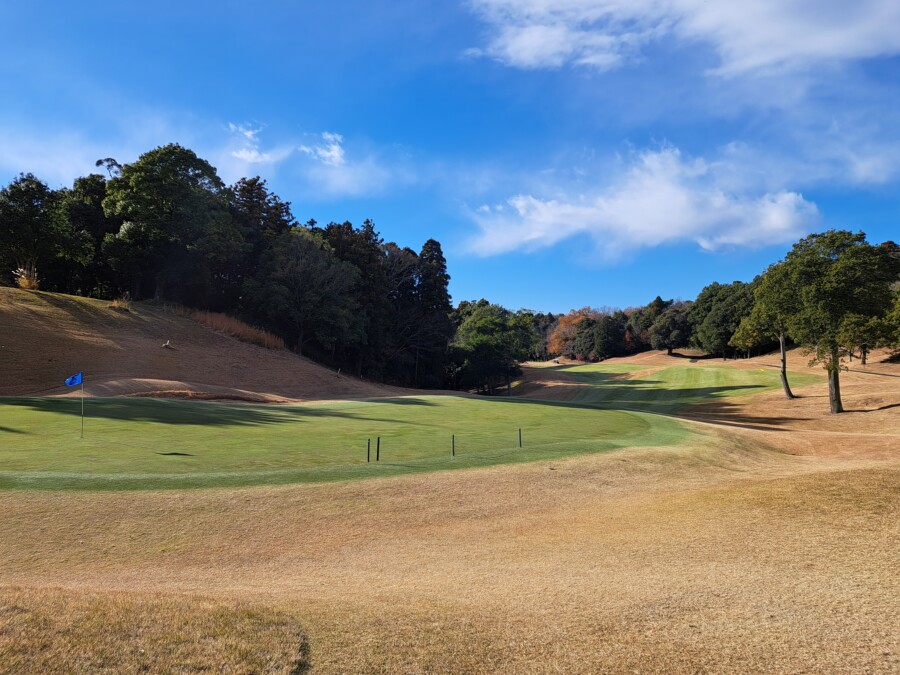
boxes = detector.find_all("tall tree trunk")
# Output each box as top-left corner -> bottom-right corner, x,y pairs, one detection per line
861,347 -> 868,365
778,334 -> 795,399
667,346 -> 673,355
828,350 -> 843,414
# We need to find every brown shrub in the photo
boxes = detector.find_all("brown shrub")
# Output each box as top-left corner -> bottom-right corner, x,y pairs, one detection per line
13,268 -> 39,290
107,294 -> 131,312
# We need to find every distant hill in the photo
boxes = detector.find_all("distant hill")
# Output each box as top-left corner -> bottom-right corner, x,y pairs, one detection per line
0,288 -> 397,401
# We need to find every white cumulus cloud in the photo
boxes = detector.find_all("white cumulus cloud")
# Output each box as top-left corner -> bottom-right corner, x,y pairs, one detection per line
467,146 -> 820,258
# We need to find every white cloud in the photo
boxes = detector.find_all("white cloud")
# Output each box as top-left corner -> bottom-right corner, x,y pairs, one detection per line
467,146 -> 819,258
299,132 -> 346,167
227,122 -> 261,142
226,122 -> 294,166
468,0 -> 900,75
294,131 -> 413,198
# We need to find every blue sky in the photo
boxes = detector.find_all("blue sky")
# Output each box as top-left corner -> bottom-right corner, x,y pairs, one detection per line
2,0 -> 899,313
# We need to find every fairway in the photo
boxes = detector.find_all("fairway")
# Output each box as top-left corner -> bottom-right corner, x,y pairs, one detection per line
533,361 -> 821,412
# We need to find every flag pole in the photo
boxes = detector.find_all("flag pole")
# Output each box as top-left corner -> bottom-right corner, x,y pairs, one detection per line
81,379 -> 84,438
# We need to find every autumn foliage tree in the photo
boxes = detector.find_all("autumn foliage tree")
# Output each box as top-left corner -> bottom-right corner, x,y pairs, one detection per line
548,308 -> 604,358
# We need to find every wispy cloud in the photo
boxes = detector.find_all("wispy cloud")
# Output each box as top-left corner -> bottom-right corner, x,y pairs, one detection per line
0,113 -> 180,187
467,146 -> 819,258
295,131 -> 412,198
467,0 -> 900,76
299,131 -> 346,167
226,122 -> 294,165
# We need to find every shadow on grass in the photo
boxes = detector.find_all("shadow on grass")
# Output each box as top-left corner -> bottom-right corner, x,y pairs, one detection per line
498,380 -> 768,415
0,397 -> 438,428
364,397 -> 438,406
32,291 -> 123,326
845,402 -> 900,412
0,426 -> 27,434
681,401 -> 814,431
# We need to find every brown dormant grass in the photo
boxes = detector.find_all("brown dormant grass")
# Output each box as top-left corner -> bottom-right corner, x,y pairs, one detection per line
1,432 -> 897,673
182,309 -> 285,350
0,288 -> 393,399
0,587 -> 307,674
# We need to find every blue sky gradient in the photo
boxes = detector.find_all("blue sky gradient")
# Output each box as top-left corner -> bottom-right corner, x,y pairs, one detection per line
2,0 -> 899,312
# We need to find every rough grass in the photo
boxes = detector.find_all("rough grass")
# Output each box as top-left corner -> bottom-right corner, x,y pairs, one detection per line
0,587 -> 307,674
106,295 -> 131,312
0,287 -> 387,400
177,308 -> 285,349
0,395 -> 690,490
1,452 -> 897,673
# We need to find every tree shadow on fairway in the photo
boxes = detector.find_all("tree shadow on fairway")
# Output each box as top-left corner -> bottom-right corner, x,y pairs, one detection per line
1,397 -> 431,428
367,397 -> 438,406
0,425 -> 27,434
501,378 -> 768,414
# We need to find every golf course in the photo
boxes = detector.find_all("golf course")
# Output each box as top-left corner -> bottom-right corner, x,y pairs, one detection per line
1,289 -> 898,674
0,360 -> 821,490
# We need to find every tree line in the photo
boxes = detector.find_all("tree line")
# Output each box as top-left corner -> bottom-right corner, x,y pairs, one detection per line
0,144 -> 452,387
541,233 -> 900,413
1,143 -> 899,412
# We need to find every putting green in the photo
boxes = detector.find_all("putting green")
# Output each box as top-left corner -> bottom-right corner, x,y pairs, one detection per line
0,363 -> 818,490
0,395 -> 688,490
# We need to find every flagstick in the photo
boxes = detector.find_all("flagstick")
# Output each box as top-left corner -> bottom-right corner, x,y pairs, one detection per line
81,380 -> 84,439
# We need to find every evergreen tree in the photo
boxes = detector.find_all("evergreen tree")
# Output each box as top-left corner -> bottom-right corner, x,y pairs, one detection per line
649,302 -> 692,355
782,230 -> 898,413
0,173 -> 90,289
593,311 -> 628,359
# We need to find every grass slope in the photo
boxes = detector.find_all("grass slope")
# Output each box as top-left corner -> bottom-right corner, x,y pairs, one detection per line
0,287 -> 391,399
0,395 -> 688,490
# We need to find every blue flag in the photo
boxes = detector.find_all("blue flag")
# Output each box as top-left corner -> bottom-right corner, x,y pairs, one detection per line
65,372 -> 83,387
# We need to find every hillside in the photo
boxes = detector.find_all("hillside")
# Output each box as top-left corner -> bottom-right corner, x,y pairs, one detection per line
0,288 -> 397,401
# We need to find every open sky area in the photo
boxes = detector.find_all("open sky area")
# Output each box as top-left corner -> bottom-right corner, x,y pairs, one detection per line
2,1 -> 899,313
